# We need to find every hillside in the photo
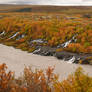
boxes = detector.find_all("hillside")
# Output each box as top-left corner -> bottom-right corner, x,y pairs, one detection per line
0,5 -> 92,64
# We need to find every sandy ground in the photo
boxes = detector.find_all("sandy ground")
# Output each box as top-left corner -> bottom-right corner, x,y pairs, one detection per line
0,44 -> 92,81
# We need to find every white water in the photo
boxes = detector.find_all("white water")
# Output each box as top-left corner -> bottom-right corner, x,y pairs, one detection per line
67,56 -> 76,64
33,48 -> 41,54
58,35 -> 77,48
9,32 -> 19,39
63,40 -> 72,48
0,31 -> 5,36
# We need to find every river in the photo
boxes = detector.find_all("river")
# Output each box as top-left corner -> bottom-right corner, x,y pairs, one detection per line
0,44 -> 92,81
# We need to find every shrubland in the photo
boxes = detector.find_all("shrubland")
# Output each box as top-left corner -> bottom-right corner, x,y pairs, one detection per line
0,63 -> 92,92
0,13 -> 92,65
0,15 -> 92,54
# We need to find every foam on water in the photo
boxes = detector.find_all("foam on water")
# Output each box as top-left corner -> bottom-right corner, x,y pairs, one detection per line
9,32 -> 19,39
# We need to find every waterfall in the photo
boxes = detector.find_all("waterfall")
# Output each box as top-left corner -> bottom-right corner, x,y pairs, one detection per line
16,34 -> 25,40
0,31 -> 5,36
57,34 -> 77,48
33,48 -> 41,54
67,56 -> 76,64
9,32 -> 19,39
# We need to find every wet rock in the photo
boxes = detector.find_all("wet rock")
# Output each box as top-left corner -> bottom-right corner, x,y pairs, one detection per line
16,34 -> 25,40
30,39 -> 92,65
57,35 -> 77,48
64,55 -> 74,61
33,48 -> 41,54
55,50 -> 92,64
33,46 -> 56,56
0,31 -> 5,36
67,56 -> 76,64
55,51 -> 73,60
55,51 -> 82,63
31,39 -> 47,44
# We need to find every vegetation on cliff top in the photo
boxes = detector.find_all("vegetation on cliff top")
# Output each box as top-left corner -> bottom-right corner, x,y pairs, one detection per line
0,14 -> 92,54
0,8 -> 92,64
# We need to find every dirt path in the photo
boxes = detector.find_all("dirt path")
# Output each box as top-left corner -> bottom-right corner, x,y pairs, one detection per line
0,44 -> 92,81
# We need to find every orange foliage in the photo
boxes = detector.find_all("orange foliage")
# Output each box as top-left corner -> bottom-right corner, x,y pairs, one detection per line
0,63 -> 92,92
0,14 -> 92,53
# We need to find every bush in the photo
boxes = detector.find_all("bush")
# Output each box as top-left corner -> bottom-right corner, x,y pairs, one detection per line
0,63 -> 92,92
56,67 -> 92,92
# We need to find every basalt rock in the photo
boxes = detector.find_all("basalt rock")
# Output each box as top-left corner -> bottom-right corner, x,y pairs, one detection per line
16,34 -> 25,40
55,51 -> 92,64
33,46 -> 56,56
32,45 -> 92,64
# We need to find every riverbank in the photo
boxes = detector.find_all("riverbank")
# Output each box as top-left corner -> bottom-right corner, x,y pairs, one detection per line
31,45 -> 92,64
0,44 -> 92,81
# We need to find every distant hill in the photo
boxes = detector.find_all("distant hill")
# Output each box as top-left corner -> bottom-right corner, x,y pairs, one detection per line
0,4 -> 92,13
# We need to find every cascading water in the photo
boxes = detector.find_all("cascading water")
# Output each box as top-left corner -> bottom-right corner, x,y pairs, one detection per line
67,56 -> 76,64
0,31 -> 5,36
57,34 -> 77,48
9,32 -> 19,39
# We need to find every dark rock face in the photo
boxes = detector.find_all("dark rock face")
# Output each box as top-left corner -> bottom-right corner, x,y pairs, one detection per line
55,51 -> 92,64
55,51 -> 79,61
31,45 -> 92,64
33,46 -> 56,56
16,34 -> 25,40
29,39 -> 92,65
29,39 -> 47,46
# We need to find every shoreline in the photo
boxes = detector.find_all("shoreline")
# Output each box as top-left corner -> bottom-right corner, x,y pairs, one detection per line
30,45 -> 92,64
0,44 -> 92,81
